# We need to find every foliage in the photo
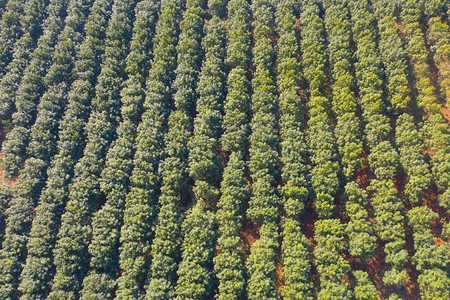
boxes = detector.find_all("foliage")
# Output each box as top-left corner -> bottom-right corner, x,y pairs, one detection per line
395,114 -> 432,205
176,13 -> 226,299
314,219 -> 352,299
213,0 -> 250,298
48,0 -> 136,297
344,182 -> 376,260
276,1 -> 312,299
246,1 -> 280,298
323,0 -> 363,180
80,0 -> 160,298
144,1 -> 203,298
301,2 -> 339,220
353,271 -> 378,300
0,0 -> 86,298
349,0 -> 408,287
0,0 -> 447,298
16,0 -> 115,298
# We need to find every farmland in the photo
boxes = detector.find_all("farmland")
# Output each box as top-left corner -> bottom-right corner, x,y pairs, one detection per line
0,0 -> 448,299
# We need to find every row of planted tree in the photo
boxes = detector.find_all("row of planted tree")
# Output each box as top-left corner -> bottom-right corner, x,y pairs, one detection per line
0,0 -> 448,299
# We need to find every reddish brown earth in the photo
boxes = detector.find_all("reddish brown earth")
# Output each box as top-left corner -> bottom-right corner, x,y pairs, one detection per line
300,195 -> 319,287
239,218 -> 260,257
422,185 -> 449,237
275,246 -> 284,295
442,107 -> 450,122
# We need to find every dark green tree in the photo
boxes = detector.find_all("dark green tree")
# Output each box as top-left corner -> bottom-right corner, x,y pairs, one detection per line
314,219 -> 352,299
0,184 -> 10,245
396,0 -> 450,205
176,13 -> 226,299
246,1 -> 280,299
275,1 -> 312,298
349,0 -> 408,287
301,1 -> 339,220
395,114 -> 432,205
48,0 -> 137,298
425,0 -> 449,107
0,0 -> 83,298
372,0 -> 411,114
323,0 -> 363,180
1,0 -> 71,178
408,206 -> 449,299
0,34 -> 34,124
144,1 -> 204,298
17,0 -> 115,297
0,0 -> 48,75
78,1 -> 160,299
213,1 -> 251,298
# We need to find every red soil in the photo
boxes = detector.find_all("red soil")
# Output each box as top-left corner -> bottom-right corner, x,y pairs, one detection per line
442,107 -> 450,122
239,218 -> 260,257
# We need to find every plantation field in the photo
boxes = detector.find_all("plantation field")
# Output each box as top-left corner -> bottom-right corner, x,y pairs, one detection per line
0,0 -> 448,299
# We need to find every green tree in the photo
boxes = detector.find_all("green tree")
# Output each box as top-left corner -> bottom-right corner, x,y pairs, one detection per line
0,0 -> 48,75
275,1 -> 312,298
397,0 -> 450,202
176,13 -> 226,299
408,206 -> 449,299
1,0 -> 71,178
323,0 -> 363,180
48,0 -> 136,298
0,0 -> 83,298
246,1 -> 280,299
344,182 -> 376,260
79,1 -> 160,299
17,0 -> 115,297
426,0 -> 450,107
395,114 -> 432,205
314,219 -> 352,299
353,271 -> 378,300
144,1 -> 204,298
0,185 -> 10,245
372,0 -> 411,114
213,0 -> 250,298
301,1 -> 339,220
349,0 -> 408,287
0,34 -> 34,124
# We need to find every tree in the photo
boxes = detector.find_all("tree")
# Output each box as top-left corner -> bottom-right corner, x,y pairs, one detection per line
213,1 -> 251,298
176,13 -> 226,299
0,0 -> 47,75
344,182 -> 376,260
395,114 -> 432,205
0,0 -> 86,298
1,0 -> 71,178
372,0 -> 411,114
245,1 -> 280,298
349,0 -> 408,287
0,184 -> 10,245
408,206 -> 449,299
301,2 -> 339,220
353,271 -> 378,300
48,0 -> 136,298
323,0 -> 363,180
0,34 -> 34,124
426,1 -> 450,107
144,1 -> 204,298
17,0 -> 115,297
314,219 -> 352,299
79,1 -> 160,299
275,1 -> 312,298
